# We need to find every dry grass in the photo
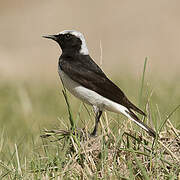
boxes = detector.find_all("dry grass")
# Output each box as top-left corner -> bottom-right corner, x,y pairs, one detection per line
39,110 -> 180,179
0,64 -> 179,179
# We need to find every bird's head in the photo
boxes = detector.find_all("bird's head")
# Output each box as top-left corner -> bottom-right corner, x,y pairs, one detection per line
43,30 -> 89,55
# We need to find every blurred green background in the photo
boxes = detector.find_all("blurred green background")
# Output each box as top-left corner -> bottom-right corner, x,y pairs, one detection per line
0,0 -> 179,165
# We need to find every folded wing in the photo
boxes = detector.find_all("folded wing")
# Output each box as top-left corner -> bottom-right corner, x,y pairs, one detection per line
59,56 -> 146,117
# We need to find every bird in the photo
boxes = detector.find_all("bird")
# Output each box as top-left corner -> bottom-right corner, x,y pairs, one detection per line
43,30 -> 156,137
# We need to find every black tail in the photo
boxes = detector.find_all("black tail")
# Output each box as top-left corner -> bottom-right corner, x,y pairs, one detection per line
126,109 -> 156,138
129,103 -> 146,117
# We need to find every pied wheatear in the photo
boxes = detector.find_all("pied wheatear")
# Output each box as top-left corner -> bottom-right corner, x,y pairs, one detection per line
43,30 -> 156,137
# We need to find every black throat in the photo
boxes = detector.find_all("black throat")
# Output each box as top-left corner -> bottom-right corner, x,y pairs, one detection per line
60,49 -> 81,59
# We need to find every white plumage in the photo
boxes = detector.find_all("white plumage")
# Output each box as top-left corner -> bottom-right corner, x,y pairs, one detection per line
58,68 -> 149,132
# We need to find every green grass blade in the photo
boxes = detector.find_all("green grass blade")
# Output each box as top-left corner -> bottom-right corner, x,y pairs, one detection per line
132,152 -> 150,180
139,57 -> 148,108
158,104 -> 180,133
127,160 -> 135,180
62,89 -> 75,129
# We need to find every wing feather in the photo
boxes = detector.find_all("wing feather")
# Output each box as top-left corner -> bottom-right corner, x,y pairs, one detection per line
59,56 -> 146,116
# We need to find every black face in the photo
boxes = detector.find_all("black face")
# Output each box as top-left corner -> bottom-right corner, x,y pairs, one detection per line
43,33 -> 82,53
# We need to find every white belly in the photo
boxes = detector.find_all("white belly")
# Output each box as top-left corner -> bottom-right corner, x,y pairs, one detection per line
58,69 -> 129,115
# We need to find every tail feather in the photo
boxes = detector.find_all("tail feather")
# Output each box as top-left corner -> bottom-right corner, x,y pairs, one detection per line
125,109 -> 156,138
128,101 -> 147,117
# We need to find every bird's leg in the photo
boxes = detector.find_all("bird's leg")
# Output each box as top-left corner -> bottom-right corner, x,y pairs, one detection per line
91,106 -> 103,136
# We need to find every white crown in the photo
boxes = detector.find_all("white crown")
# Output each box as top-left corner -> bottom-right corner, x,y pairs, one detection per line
59,30 -> 89,55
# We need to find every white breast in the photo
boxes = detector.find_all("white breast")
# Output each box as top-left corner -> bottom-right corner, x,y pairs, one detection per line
58,68 -> 129,116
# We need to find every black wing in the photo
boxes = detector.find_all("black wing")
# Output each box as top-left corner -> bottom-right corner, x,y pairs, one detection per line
59,55 -> 146,116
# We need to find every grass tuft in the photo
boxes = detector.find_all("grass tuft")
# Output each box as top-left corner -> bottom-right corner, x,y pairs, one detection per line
0,62 -> 180,179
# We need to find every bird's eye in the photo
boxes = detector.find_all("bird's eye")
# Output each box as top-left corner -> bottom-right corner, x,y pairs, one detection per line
64,34 -> 71,39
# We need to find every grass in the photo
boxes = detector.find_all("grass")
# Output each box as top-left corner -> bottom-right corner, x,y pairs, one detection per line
0,61 -> 180,179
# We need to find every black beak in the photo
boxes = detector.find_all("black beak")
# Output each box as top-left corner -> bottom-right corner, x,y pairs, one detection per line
42,34 -> 58,41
